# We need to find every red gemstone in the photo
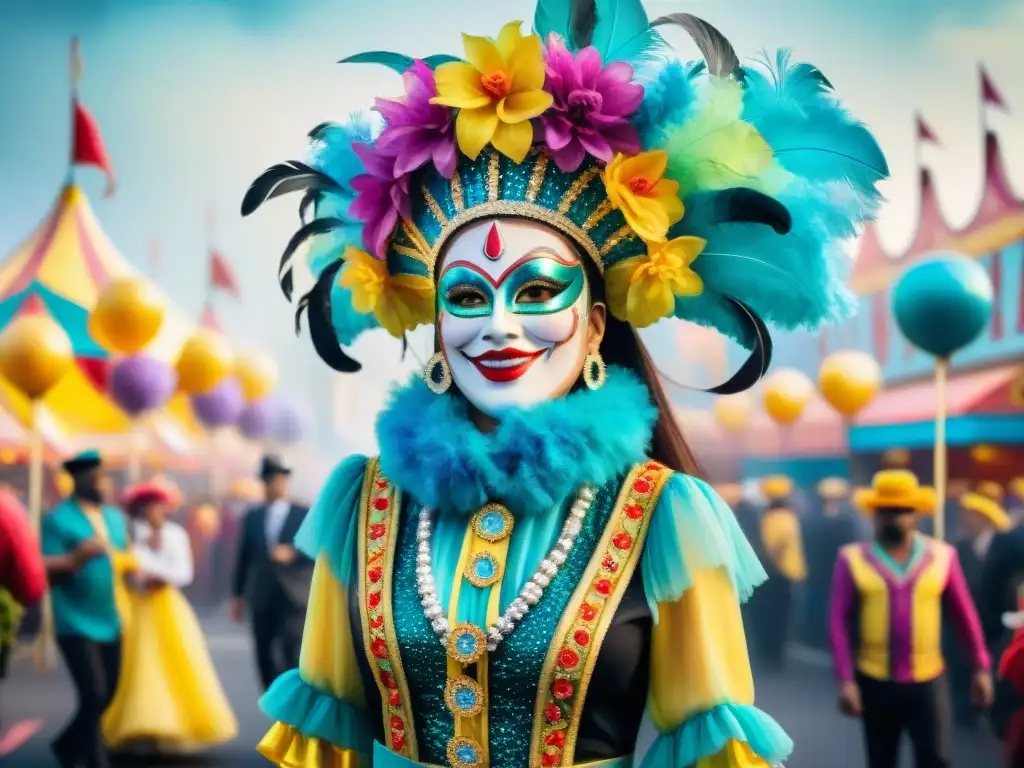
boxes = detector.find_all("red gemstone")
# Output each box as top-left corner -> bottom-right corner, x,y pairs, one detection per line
374,497 -> 389,511
633,479 -> 651,494
392,732 -> 405,750
370,523 -> 387,540
376,480 -> 389,489
372,638 -> 388,658
484,222 -> 504,260
595,579 -> 612,596
559,648 -> 580,669
613,532 -> 633,550
580,603 -> 597,621
369,567 -> 383,583
574,629 -> 590,646
646,462 -> 661,470
552,679 -> 574,700
390,715 -> 404,731
368,591 -> 382,609
602,555 -> 618,573
544,703 -> 562,723
545,730 -> 566,748
370,615 -> 384,629
388,689 -> 401,706
381,672 -> 396,689
625,504 -> 643,520
541,752 -> 560,766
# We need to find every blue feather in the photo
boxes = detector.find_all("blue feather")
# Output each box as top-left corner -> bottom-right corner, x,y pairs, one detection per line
742,49 -> 889,198
633,59 -> 704,147
590,0 -> 666,64
339,51 -> 460,72
533,0 -> 575,45
330,284 -> 380,344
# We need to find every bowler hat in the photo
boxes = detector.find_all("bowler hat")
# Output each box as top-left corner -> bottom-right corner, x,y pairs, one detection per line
259,454 -> 292,480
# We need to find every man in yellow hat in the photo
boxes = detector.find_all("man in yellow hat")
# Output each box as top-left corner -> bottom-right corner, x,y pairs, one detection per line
829,469 -> 993,768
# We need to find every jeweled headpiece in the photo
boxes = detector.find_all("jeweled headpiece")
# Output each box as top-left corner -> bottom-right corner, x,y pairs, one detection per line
242,0 -> 888,391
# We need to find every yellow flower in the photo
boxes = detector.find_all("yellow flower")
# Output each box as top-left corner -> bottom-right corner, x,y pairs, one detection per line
603,151 -> 685,242
432,21 -> 553,163
339,247 -> 435,338
605,236 -> 706,328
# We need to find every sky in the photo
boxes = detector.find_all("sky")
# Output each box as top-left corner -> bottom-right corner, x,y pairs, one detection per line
0,0 -> 1022,451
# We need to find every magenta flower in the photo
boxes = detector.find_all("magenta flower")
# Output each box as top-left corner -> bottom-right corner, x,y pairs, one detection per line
541,34 -> 644,173
349,142 -> 412,259
373,60 -> 457,178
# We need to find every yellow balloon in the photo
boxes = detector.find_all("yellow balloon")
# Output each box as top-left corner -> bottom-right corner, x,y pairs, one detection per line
235,350 -> 278,403
54,469 -> 74,497
193,503 -> 221,538
818,350 -> 882,418
89,279 -> 165,354
175,329 -> 234,395
0,315 -> 74,399
713,394 -> 752,433
762,368 -> 814,425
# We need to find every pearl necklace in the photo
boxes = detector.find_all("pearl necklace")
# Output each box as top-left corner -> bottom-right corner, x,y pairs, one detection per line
416,485 -> 596,653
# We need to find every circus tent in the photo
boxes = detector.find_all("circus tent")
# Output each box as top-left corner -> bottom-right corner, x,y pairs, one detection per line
0,183 -> 203,445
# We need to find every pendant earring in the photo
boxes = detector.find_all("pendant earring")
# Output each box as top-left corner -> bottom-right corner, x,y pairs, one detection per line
424,352 -> 453,394
582,352 -> 607,390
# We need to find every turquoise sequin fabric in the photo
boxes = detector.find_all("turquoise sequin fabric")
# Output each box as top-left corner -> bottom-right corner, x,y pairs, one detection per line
392,479 -> 620,768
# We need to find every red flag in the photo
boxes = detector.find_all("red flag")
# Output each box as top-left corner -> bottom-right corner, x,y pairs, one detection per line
200,304 -> 223,332
72,100 -> 115,196
915,114 -> 939,145
981,67 -> 1006,110
209,250 -> 239,297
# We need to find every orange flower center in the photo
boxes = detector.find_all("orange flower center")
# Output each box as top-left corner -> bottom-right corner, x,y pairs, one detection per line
480,70 -> 512,99
628,177 -> 655,196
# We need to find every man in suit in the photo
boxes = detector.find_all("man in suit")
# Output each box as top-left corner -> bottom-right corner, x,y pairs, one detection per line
230,455 -> 313,691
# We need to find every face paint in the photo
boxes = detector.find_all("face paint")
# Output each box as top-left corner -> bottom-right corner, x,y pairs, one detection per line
437,219 -> 591,416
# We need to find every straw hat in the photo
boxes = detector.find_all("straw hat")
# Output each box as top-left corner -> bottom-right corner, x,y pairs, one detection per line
760,475 -> 793,501
1008,477 -> 1024,501
959,491 -> 1012,532
975,480 -> 1005,503
853,470 -> 936,515
817,477 -> 850,501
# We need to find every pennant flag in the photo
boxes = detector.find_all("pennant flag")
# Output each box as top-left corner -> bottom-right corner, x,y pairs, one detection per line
980,66 -> 1007,110
70,38 -> 116,196
915,114 -> 940,145
209,250 -> 239,298
200,303 -> 223,332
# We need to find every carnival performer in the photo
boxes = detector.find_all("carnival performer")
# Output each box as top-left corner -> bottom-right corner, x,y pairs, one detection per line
41,450 -> 135,768
102,479 -> 237,754
242,2 -> 888,765
830,470 -> 993,768
998,595 -> 1024,767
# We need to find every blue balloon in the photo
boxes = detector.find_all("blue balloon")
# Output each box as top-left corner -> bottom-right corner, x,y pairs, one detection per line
892,254 -> 993,359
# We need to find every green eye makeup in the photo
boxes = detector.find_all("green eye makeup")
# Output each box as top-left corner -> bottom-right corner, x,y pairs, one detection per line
439,258 -> 585,319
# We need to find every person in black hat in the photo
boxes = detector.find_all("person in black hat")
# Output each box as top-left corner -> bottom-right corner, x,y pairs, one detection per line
230,455 -> 312,690
41,450 -> 134,768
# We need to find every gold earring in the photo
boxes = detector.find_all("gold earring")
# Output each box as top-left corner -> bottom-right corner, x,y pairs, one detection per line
582,352 -> 607,390
424,352 -> 452,394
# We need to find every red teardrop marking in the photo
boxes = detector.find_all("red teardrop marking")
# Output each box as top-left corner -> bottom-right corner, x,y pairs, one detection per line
484,222 -> 504,260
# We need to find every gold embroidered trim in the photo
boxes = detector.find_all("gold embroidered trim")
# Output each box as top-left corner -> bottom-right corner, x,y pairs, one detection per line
487,151 -> 501,202
422,185 -> 449,227
392,242 -> 429,264
451,173 -> 465,212
525,152 -> 550,204
529,462 -> 671,767
357,459 -> 418,758
582,199 -> 614,232
556,167 -> 601,216
399,220 -> 434,276
598,224 -> 636,258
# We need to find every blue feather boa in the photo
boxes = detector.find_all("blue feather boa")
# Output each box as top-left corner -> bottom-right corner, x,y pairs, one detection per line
376,366 -> 657,518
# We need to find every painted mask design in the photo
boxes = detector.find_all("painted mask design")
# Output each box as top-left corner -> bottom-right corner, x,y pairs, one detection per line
437,219 -> 591,416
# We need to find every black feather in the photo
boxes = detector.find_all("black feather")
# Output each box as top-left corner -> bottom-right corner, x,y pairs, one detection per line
650,13 -> 740,77
400,333 -> 409,361
296,260 -> 362,374
298,189 -> 321,226
308,122 -> 336,141
570,0 -> 597,49
241,161 -> 342,217
278,217 -> 345,301
709,189 -> 792,234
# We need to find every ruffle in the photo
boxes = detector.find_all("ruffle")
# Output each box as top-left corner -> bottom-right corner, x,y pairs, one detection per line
259,669 -> 372,757
258,722 -> 360,768
641,474 -> 767,618
640,703 -> 793,768
294,454 -> 369,587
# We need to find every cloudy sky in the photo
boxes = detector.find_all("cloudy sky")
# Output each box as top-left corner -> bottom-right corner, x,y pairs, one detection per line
0,0 -> 1021,449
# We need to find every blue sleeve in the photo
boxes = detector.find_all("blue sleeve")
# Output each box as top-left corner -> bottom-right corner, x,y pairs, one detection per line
40,508 -> 69,557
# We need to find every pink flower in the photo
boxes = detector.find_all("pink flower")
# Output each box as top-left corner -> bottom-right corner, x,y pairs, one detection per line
349,143 -> 411,259
374,60 -> 457,178
541,34 -> 644,173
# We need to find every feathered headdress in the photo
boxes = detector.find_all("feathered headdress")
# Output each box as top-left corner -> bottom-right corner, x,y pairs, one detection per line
242,0 -> 888,391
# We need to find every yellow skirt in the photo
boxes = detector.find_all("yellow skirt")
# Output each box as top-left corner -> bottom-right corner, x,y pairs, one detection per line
102,585 -> 238,750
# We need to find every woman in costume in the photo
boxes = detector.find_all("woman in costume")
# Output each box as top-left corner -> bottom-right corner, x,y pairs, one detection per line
102,480 -> 237,754
243,2 -> 887,766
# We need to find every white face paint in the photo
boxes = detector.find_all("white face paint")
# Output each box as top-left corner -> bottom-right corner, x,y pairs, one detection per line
437,219 -> 591,417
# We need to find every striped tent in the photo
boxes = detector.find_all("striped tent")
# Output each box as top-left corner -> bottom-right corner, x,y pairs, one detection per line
0,184 -> 203,441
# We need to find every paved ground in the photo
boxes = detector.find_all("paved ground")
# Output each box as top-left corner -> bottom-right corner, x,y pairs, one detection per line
0,614 -> 1005,767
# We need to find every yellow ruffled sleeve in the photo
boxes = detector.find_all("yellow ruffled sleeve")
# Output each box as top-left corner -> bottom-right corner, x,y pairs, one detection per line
640,474 -> 792,768
258,456 -> 373,768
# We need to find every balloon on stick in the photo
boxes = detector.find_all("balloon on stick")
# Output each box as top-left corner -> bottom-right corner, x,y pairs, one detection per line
274,400 -> 306,445
818,350 -> 882,419
89,279 -> 165,355
762,368 -> 814,426
713,394 -> 752,434
235,349 -> 278,403
191,377 -> 244,429
237,398 -> 278,442
892,253 -> 993,540
109,355 -> 177,482
175,329 -> 234,395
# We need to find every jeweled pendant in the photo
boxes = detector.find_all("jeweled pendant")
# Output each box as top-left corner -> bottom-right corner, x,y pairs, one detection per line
465,551 -> 502,587
447,736 -> 483,768
447,622 -> 486,664
444,675 -> 485,717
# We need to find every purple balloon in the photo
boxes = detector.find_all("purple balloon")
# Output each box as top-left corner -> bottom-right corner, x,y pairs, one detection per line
110,355 -> 177,416
237,398 -> 278,440
274,401 -> 305,444
191,378 -> 244,428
